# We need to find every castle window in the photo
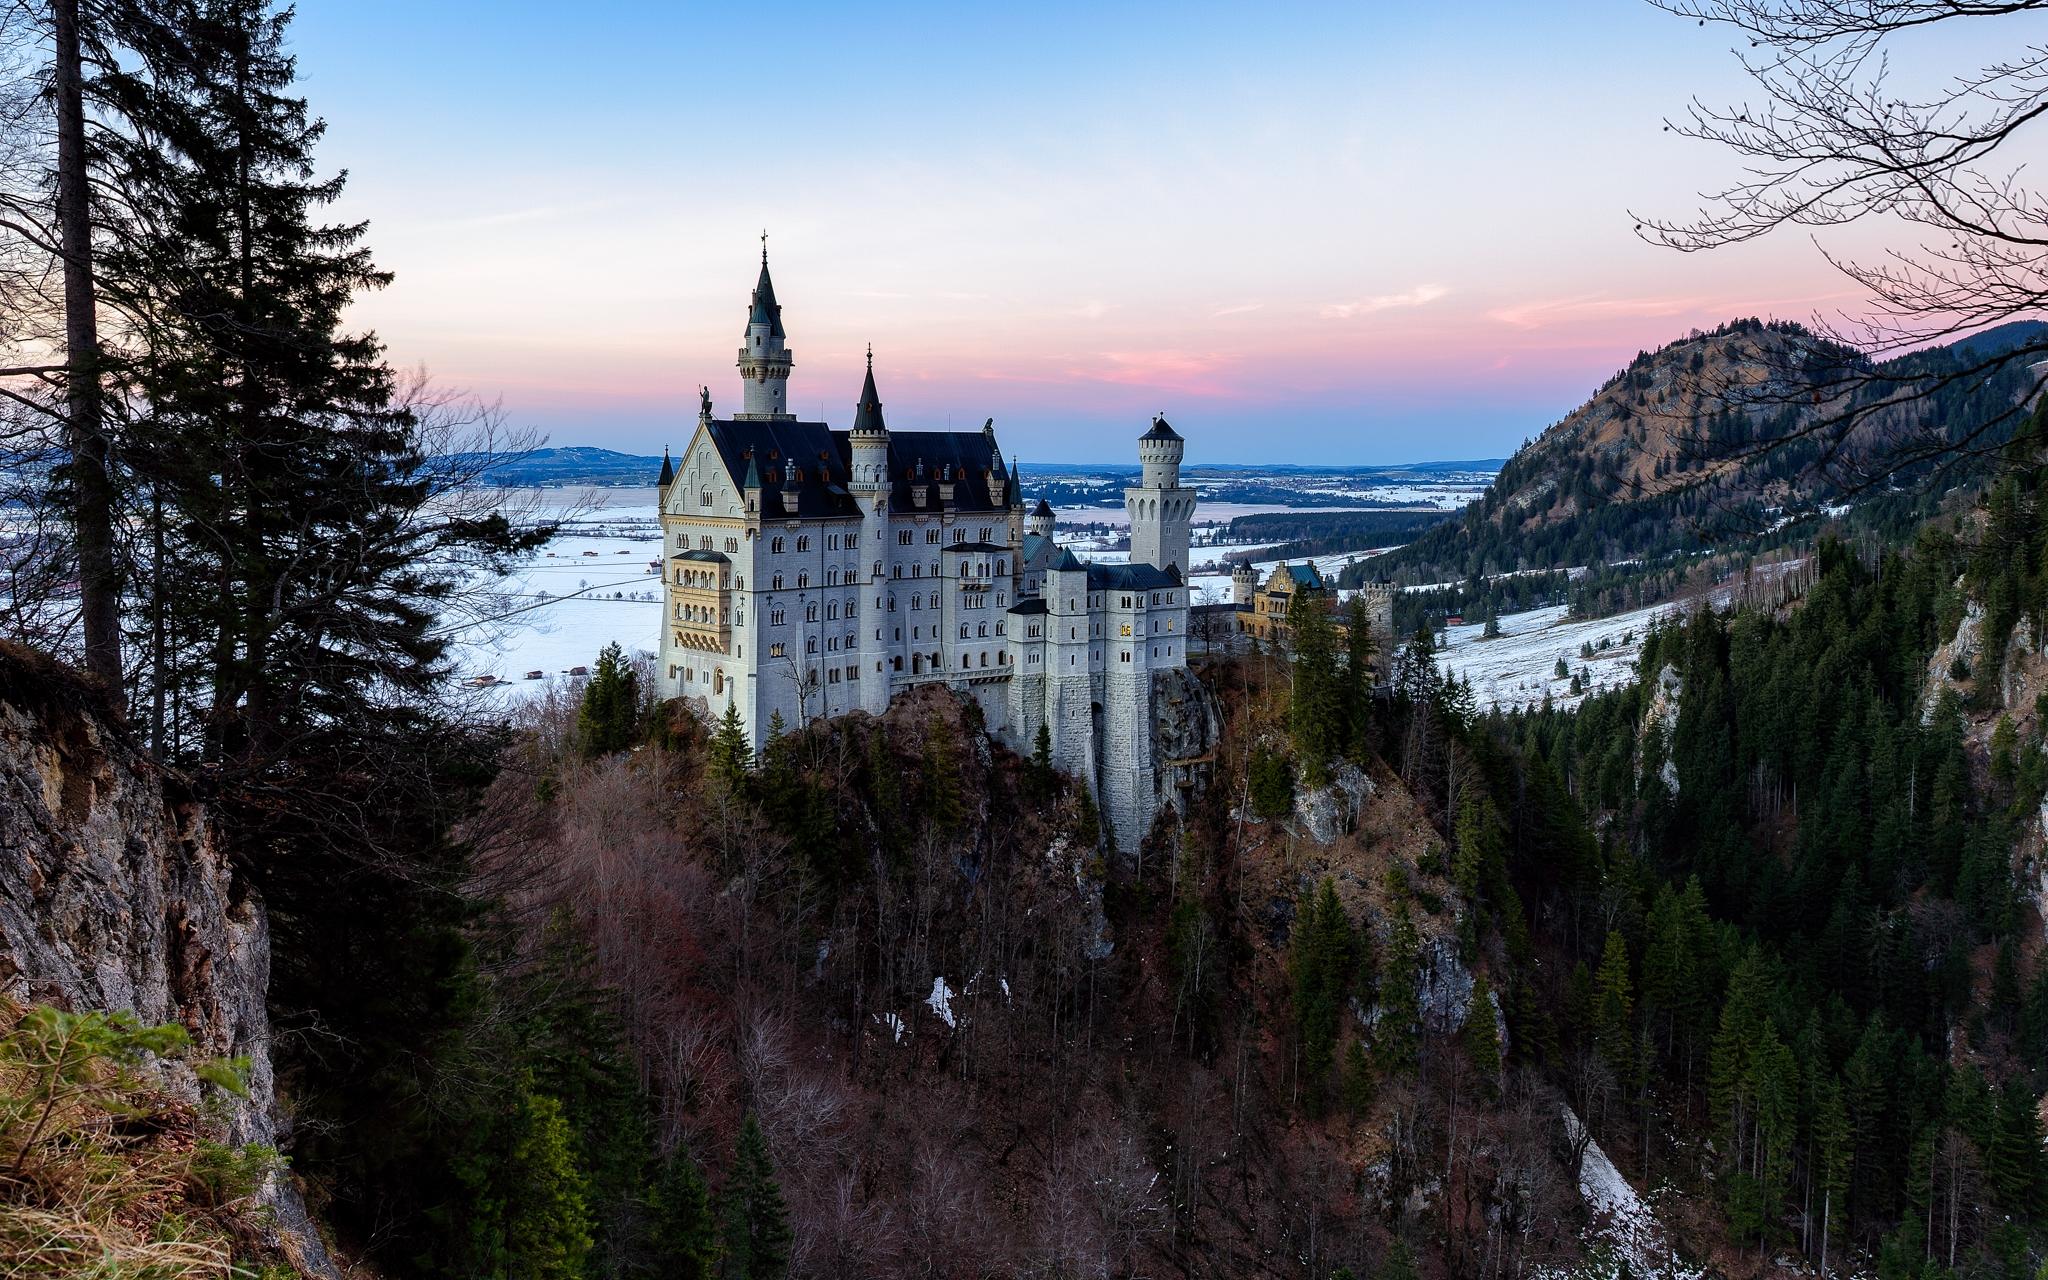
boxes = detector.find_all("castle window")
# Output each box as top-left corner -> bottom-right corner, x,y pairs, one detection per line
797,536 -> 811,552
806,603 -> 818,623
797,571 -> 809,588
772,573 -> 784,590
827,601 -> 839,620
1120,651 -> 1130,663
848,533 -> 859,548
847,599 -> 858,618
979,652 -> 988,667
888,595 -> 897,612
952,529 -> 965,544
978,527 -> 990,541
771,536 -> 785,554
770,642 -> 785,657
926,529 -> 940,544
930,561 -> 939,577
893,565 -> 903,579
928,593 -> 939,609
873,561 -> 882,577
726,538 -> 740,553
700,490 -> 712,508
959,625 -> 969,640
899,531 -> 913,545
806,637 -> 817,654
911,564 -> 920,579
827,567 -> 839,586
770,608 -> 786,626
997,593 -> 1006,607
714,671 -> 724,693
701,535 -> 713,550
910,596 -> 920,611
978,623 -> 988,637
735,575 -> 744,589
995,559 -> 1006,575
996,622 -> 1005,636
827,534 -> 839,550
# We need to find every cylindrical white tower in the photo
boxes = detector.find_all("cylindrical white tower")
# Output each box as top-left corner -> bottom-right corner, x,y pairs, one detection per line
736,244 -> 794,419
1231,561 -> 1257,608
1028,497 -> 1055,538
1127,416 -> 1196,581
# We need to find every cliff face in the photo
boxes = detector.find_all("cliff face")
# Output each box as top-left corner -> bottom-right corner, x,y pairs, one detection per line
0,643 -> 334,1276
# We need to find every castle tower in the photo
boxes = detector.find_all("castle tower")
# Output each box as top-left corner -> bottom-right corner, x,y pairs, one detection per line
1027,497 -> 1055,538
1128,416 -> 1194,580
736,239 -> 793,419
850,348 -> 893,714
1231,561 -> 1256,607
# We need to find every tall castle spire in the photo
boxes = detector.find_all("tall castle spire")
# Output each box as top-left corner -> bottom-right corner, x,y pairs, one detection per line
736,234 -> 794,419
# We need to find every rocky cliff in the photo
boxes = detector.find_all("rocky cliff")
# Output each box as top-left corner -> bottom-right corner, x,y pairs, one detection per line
0,642 -> 334,1276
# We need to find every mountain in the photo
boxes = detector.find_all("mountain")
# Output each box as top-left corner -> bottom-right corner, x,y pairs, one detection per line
1372,317 -> 2042,592
459,446 -> 667,488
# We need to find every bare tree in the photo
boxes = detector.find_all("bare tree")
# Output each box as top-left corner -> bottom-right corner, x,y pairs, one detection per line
1636,0 -> 2048,491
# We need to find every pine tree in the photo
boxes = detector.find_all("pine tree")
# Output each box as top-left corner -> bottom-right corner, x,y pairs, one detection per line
104,0 -> 541,771
1287,585 -> 1345,783
1465,972 -> 1502,1097
1814,1076 -> 1851,1275
648,1144 -> 719,1280
1343,594 -> 1377,756
1593,931 -> 1635,1079
718,1113 -> 792,1280
710,699 -> 752,788
576,641 -> 640,758
1290,878 -> 1354,1091
1377,899 -> 1421,1074
504,1089 -> 595,1280
1248,741 -> 1295,819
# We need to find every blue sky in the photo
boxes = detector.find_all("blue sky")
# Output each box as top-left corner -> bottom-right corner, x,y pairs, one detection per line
285,1 -> 2037,463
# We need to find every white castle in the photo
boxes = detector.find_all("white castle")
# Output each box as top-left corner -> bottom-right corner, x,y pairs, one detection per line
655,249 -> 1204,849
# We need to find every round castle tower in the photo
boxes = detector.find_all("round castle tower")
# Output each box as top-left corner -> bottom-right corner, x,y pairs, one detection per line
1127,415 -> 1195,580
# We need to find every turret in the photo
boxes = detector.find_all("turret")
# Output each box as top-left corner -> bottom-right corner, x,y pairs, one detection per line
849,346 -> 890,493
656,446 -> 674,492
1127,414 -> 1196,580
1028,497 -> 1055,538
736,239 -> 794,419
1231,560 -> 1257,608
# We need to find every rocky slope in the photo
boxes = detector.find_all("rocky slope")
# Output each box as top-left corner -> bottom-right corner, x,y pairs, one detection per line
0,642 -> 335,1277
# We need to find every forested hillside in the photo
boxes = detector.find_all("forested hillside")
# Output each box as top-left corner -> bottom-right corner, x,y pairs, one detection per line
1363,319 -> 2044,604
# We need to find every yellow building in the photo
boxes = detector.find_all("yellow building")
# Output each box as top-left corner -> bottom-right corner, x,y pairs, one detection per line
1230,561 -> 1395,671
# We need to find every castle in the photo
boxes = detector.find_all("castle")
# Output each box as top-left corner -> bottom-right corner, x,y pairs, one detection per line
655,249 -> 1205,849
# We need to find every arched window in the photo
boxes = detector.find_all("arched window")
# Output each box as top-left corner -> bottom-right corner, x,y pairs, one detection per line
771,536 -> 785,554
797,571 -> 809,589
806,636 -> 817,654
805,603 -> 818,622
713,670 -> 724,694
995,559 -> 1006,575
796,536 -> 811,552
827,601 -> 839,620
771,573 -> 784,590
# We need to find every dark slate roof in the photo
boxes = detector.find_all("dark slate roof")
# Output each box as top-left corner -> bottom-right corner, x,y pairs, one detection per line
1031,497 -> 1054,518
883,431 -> 1008,514
1019,532 -> 1056,563
1088,562 -> 1180,591
707,418 -> 1013,517
657,447 -> 674,488
749,256 -> 786,339
1007,598 -> 1049,615
1051,547 -> 1085,571
676,548 -> 729,564
706,419 -> 858,518
1283,562 -> 1326,589
942,541 -> 1011,554
1142,415 -> 1182,441
852,357 -> 886,435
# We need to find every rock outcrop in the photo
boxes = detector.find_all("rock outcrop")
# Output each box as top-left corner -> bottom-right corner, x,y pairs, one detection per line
0,643 -> 334,1276
1294,763 -> 1375,845
1640,663 -> 1683,794
1921,595 -> 1985,722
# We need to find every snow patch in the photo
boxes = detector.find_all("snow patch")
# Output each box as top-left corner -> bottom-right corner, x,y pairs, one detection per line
1560,1109 -> 1705,1280
926,977 -> 957,1028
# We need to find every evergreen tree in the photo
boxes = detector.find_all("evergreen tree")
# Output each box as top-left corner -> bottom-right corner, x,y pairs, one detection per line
1378,898 -> 1422,1074
1290,878 -> 1355,1090
709,699 -> 752,788
1593,930 -> 1635,1079
1343,594 -> 1378,756
576,642 -> 640,758
504,1089 -> 595,1280
1248,741 -> 1295,819
718,1113 -> 792,1280
1287,585 -> 1345,782
1465,972 -> 1502,1097
647,1144 -> 719,1280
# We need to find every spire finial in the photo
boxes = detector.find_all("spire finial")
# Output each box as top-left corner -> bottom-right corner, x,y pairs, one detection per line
760,228 -> 768,263
866,342 -> 873,371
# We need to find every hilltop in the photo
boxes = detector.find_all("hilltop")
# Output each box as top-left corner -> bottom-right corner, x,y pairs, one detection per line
1371,318 -> 2044,597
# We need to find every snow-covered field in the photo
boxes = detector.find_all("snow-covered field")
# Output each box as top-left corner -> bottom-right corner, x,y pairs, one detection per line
1435,602 -> 1669,713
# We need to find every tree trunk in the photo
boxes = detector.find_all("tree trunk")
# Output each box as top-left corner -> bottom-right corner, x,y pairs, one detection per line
53,0 -> 121,705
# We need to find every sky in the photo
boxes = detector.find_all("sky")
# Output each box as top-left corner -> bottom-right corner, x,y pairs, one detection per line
286,1 -> 2037,464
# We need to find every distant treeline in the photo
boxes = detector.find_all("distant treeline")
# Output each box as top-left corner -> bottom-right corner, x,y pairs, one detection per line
1226,509 -> 1456,564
